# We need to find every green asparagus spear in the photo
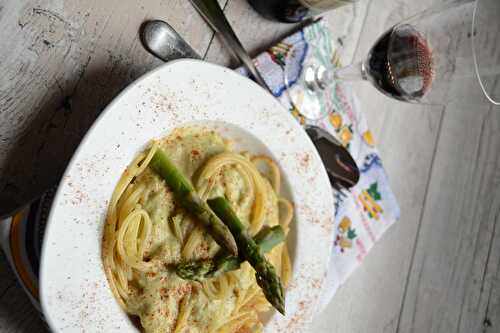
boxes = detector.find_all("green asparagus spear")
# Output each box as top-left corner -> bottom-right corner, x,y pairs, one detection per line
207,197 -> 286,315
176,225 -> 285,281
176,259 -> 217,282
149,149 -> 238,256
253,225 -> 285,253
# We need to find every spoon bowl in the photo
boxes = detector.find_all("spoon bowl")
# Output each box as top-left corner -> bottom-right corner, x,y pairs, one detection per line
140,20 -> 200,61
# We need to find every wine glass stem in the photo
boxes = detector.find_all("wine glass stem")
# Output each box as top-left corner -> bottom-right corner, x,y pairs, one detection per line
333,61 -> 367,81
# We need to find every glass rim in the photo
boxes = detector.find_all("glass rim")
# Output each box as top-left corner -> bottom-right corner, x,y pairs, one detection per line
472,0 -> 500,105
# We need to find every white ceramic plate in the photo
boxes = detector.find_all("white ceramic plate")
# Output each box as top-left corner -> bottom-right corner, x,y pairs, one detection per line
40,60 -> 334,333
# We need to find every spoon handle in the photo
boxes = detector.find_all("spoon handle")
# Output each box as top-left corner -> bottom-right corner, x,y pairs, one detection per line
189,0 -> 270,91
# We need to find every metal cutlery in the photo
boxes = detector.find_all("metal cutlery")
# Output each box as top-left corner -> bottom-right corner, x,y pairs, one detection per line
188,0 -> 270,90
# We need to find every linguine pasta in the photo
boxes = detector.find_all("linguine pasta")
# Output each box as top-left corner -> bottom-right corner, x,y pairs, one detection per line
102,127 -> 293,333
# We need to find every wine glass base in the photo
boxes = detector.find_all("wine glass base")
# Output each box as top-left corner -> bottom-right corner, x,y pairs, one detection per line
284,42 -> 335,121
287,82 -> 330,120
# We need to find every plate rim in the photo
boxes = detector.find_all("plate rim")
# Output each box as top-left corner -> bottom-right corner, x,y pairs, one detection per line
40,59 -> 334,332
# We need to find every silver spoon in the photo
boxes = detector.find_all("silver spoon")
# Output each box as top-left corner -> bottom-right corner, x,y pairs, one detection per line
140,20 -> 201,61
140,19 -> 359,191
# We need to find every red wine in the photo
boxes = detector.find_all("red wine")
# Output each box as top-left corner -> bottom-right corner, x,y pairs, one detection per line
366,24 -> 433,101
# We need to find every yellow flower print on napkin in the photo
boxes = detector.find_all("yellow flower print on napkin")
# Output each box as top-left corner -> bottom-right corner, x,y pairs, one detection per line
335,217 -> 358,253
328,112 -> 343,129
339,126 -> 353,146
363,130 -> 375,146
359,182 -> 384,220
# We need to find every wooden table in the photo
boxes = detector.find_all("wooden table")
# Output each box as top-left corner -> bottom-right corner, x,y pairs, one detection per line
1,0 -> 499,332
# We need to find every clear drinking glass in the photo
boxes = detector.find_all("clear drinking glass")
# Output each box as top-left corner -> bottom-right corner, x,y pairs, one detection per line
472,0 -> 500,105
285,0 -> 500,120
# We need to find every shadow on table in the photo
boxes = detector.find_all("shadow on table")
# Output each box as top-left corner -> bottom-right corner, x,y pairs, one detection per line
0,61 -> 157,217
0,59 -> 163,328
0,252 -> 49,332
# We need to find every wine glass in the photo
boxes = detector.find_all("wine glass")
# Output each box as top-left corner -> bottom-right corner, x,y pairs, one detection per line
285,0 -> 500,121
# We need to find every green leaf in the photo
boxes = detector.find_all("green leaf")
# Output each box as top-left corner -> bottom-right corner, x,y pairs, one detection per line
347,228 -> 357,240
275,53 -> 286,67
367,182 -> 382,201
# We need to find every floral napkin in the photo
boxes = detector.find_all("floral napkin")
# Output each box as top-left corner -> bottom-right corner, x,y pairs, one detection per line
237,19 -> 400,310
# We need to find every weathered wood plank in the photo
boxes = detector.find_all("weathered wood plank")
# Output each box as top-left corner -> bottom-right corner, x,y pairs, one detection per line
398,90 -> 500,333
466,178 -> 500,333
483,233 -> 500,332
0,252 -> 48,333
